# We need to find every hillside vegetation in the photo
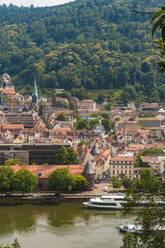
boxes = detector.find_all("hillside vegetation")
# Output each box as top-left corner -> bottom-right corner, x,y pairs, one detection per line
0,0 -> 165,103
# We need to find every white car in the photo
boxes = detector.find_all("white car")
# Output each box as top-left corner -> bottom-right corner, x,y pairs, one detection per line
102,186 -> 108,192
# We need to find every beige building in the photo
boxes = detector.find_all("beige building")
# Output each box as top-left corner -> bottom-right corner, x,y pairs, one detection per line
109,156 -> 134,179
77,99 -> 96,111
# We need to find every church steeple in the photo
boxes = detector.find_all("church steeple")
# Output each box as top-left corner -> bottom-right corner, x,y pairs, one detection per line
32,78 -> 38,111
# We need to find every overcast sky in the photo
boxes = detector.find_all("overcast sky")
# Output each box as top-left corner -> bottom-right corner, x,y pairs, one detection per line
0,0 -> 75,7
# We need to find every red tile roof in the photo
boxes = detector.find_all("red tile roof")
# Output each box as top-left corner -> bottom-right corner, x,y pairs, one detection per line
0,124 -> 24,130
11,165 -> 82,178
111,157 -> 134,162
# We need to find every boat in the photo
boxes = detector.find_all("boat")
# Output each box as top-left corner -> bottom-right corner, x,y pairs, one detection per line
83,194 -> 125,210
119,223 -> 165,234
119,224 -> 142,234
83,194 -> 165,210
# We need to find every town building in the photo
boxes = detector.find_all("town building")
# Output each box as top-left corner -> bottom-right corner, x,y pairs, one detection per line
77,99 -> 96,111
109,156 -> 134,179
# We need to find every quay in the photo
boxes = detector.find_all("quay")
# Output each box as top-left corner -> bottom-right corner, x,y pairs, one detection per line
0,193 -> 103,205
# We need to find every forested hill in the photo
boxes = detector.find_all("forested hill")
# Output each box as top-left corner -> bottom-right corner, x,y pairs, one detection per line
0,0 -> 165,103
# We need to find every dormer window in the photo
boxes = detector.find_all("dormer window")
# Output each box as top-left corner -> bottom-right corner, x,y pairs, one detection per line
38,172 -> 42,177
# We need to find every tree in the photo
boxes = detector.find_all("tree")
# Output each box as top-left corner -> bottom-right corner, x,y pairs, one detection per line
68,147 -> 79,164
89,118 -> 100,130
0,166 -> 14,193
5,158 -> 22,166
151,9 -> 165,71
13,169 -> 38,193
121,232 -> 137,248
72,175 -> 88,192
122,178 -> 133,189
56,112 -> 67,121
151,9 -> 165,42
77,140 -> 87,147
101,118 -> 111,133
48,168 -> 74,192
75,118 -> 89,130
134,148 -> 164,168
0,239 -> 21,248
56,146 -> 68,165
96,93 -> 105,104
123,169 -> 165,248
112,179 -> 122,189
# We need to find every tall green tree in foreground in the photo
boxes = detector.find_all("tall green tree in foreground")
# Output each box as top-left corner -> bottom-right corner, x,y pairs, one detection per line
123,169 -> 165,248
151,8 -> 165,70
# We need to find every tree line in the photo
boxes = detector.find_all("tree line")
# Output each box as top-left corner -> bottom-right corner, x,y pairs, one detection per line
0,166 -> 87,193
0,0 -> 164,103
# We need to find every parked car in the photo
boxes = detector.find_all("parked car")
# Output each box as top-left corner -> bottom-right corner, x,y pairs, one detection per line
95,180 -> 101,184
102,186 -> 108,192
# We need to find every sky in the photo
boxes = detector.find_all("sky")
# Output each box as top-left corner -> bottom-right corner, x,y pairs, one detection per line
0,0 -> 75,7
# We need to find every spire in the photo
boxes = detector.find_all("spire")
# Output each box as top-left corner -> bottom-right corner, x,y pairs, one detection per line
91,143 -> 99,155
32,78 -> 38,111
0,91 -> 3,106
83,159 -> 95,175
32,78 -> 38,100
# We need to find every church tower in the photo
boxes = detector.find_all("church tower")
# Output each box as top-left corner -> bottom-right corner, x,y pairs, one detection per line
32,78 -> 38,111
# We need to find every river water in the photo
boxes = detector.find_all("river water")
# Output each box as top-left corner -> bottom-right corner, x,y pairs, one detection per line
0,203 -> 133,248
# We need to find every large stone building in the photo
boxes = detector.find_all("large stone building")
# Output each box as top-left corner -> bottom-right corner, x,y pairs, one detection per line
109,156 -> 134,179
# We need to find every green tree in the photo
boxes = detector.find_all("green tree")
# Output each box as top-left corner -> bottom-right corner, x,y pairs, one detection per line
134,148 -> 164,167
121,232 -> 137,248
72,175 -> 88,192
75,118 -> 89,130
122,178 -> 133,189
56,146 -> 68,165
89,118 -> 100,130
96,93 -> 105,104
151,8 -> 165,71
112,179 -> 122,188
56,112 -> 67,121
77,140 -> 87,147
0,166 -> 14,193
151,9 -> 165,42
101,118 -> 111,133
13,169 -> 38,193
48,168 -> 74,192
123,169 -> 165,248
68,147 -> 79,164
5,158 -> 22,166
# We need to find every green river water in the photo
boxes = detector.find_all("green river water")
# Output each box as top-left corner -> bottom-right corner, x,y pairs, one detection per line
0,203 -> 133,248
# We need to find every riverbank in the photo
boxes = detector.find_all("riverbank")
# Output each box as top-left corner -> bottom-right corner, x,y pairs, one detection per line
0,193 -> 101,205
0,181 -> 125,205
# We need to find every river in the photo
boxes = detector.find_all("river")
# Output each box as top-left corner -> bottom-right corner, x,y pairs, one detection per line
0,203 -> 133,248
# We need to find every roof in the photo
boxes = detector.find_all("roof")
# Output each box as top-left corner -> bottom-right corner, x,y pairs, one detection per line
11,165 -> 82,178
141,156 -> 159,164
91,143 -> 100,155
111,157 -> 134,162
0,124 -> 24,130
83,159 -> 95,174
81,99 -> 95,103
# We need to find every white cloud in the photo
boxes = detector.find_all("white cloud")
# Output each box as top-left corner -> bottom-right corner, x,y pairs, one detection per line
0,0 -> 75,7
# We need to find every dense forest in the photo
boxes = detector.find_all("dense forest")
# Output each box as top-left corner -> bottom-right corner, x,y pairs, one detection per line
0,0 -> 165,103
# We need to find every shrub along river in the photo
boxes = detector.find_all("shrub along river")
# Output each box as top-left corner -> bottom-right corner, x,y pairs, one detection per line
0,203 -> 133,248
